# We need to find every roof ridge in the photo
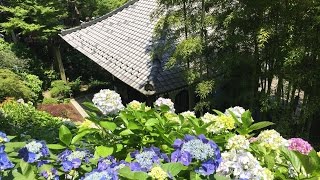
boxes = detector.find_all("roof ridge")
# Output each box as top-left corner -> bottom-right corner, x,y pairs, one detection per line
61,0 -> 139,36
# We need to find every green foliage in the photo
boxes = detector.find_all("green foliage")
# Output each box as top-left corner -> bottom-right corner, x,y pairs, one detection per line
0,100 -> 62,143
50,80 -> 71,99
93,0 -> 128,17
0,0 -> 67,40
0,69 -> 33,101
20,73 -> 43,102
42,97 -> 59,104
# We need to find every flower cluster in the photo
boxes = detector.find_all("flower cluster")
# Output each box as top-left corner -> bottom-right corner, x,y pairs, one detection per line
256,129 -> 288,150
154,97 -> 175,112
18,140 -> 49,163
317,151 -> 320,158
201,113 -> 235,134
130,146 -> 169,172
58,149 -> 92,172
164,112 -> 180,124
226,135 -> 250,151
224,106 -> 245,122
180,111 -> 196,119
83,169 -> 118,180
97,156 -> 127,171
148,166 -> 168,180
0,145 -> 14,170
40,168 -> 59,180
0,131 -> 9,143
92,89 -> 124,115
171,135 -> 221,176
217,150 -> 273,179
127,100 -> 142,110
288,138 -> 313,155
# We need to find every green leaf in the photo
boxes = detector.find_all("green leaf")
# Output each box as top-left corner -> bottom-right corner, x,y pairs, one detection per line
133,172 -> 149,180
162,163 -> 186,176
47,144 -> 66,150
145,118 -> 159,127
100,121 -> 117,132
20,160 -> 32,175
94,146 -> 114,157
281,147 -> 302,173
59,125 -> 72,146
71,129 -> 96,144
82,102 -> 101,113
249,121 -> 274,132
120,129 -> 134,136
119,166 -> 134,179
4,142 -> 26,152
241,110 -> 253,127
190,171 -> 201,180
264,154 -> 275,169
128,121 -> 141,130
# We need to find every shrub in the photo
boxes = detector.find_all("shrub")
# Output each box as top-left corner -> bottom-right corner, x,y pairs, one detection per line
69,76 -> 82,96
50,80 -> 71,99
0,69 -> 33,101
0,90 -> 319,180
20,72 -> 43,102
42,97 -> 59,104
0,100 -> 62,143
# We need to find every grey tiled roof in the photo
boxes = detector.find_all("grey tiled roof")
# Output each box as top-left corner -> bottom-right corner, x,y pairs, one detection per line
60,0 -> 186,95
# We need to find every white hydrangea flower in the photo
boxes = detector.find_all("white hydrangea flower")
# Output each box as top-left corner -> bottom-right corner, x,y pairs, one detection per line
225,106 -> 246,123
256,129 -> 288,150
154,97 -> 175,112
26,141 -> 43,153
67,151 -> 87,161
226,135 -> 250,151
180,111 -> 196,119
92,89 -> 124,115
217,150 -> 273,180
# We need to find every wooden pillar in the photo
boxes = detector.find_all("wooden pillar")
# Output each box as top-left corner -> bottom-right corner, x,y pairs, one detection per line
54,46 -> 67,82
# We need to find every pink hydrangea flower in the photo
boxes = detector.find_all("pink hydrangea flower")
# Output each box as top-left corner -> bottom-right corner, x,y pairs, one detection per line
288,138 -> 313,155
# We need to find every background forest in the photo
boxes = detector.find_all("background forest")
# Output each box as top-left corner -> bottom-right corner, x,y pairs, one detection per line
0,0 -> 320,147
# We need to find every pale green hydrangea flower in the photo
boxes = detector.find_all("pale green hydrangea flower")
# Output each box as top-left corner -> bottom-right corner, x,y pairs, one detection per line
201,113 -> 235,134
148,166 -> 168,180
226,135 -> 250,151
256,129 -> 288,150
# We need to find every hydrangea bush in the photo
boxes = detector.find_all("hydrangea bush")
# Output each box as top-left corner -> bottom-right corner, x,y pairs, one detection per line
0,89 -> 319,179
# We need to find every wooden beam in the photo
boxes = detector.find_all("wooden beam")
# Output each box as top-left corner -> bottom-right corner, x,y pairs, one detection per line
54,46 -> 67,82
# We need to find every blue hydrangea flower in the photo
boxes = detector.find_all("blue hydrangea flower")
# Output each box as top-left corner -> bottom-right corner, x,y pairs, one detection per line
40,168 -> 59,180
0,145 -> 14,170
58,149 -> 92,172
18,140 -> 49,163
83,168 -> 118,180
0,131 -> 9,144
130,146 -> 169,172
171,134 -> 221,176
97,156 -> 128,172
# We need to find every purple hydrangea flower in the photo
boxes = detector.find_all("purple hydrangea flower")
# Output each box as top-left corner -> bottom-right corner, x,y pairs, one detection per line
0,131 -> 9,143
288,138 -> 313,155
0,145 -> 14,170
40,168 -> 59,180
171,134 -> 221,176
58,149 -> 92,172
18,140 -> 49,163
130,146 -> 169,172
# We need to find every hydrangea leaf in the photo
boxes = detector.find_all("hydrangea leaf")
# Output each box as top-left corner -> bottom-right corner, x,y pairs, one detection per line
248,121 -> 275,132
71,129 -> 97,145
59,125 -> 72,146
100,121 -> 117,132
162,162 -> 186,176
94,146 -> 114,158
47,144 -> 66,150
120,129 -> 134,136
145,118 -> 159,127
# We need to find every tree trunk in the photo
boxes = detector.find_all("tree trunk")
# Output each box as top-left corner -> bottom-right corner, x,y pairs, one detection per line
53,46 -> 67,82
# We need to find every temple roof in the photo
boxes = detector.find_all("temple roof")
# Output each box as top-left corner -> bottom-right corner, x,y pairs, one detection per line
60,0 -> 186,95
